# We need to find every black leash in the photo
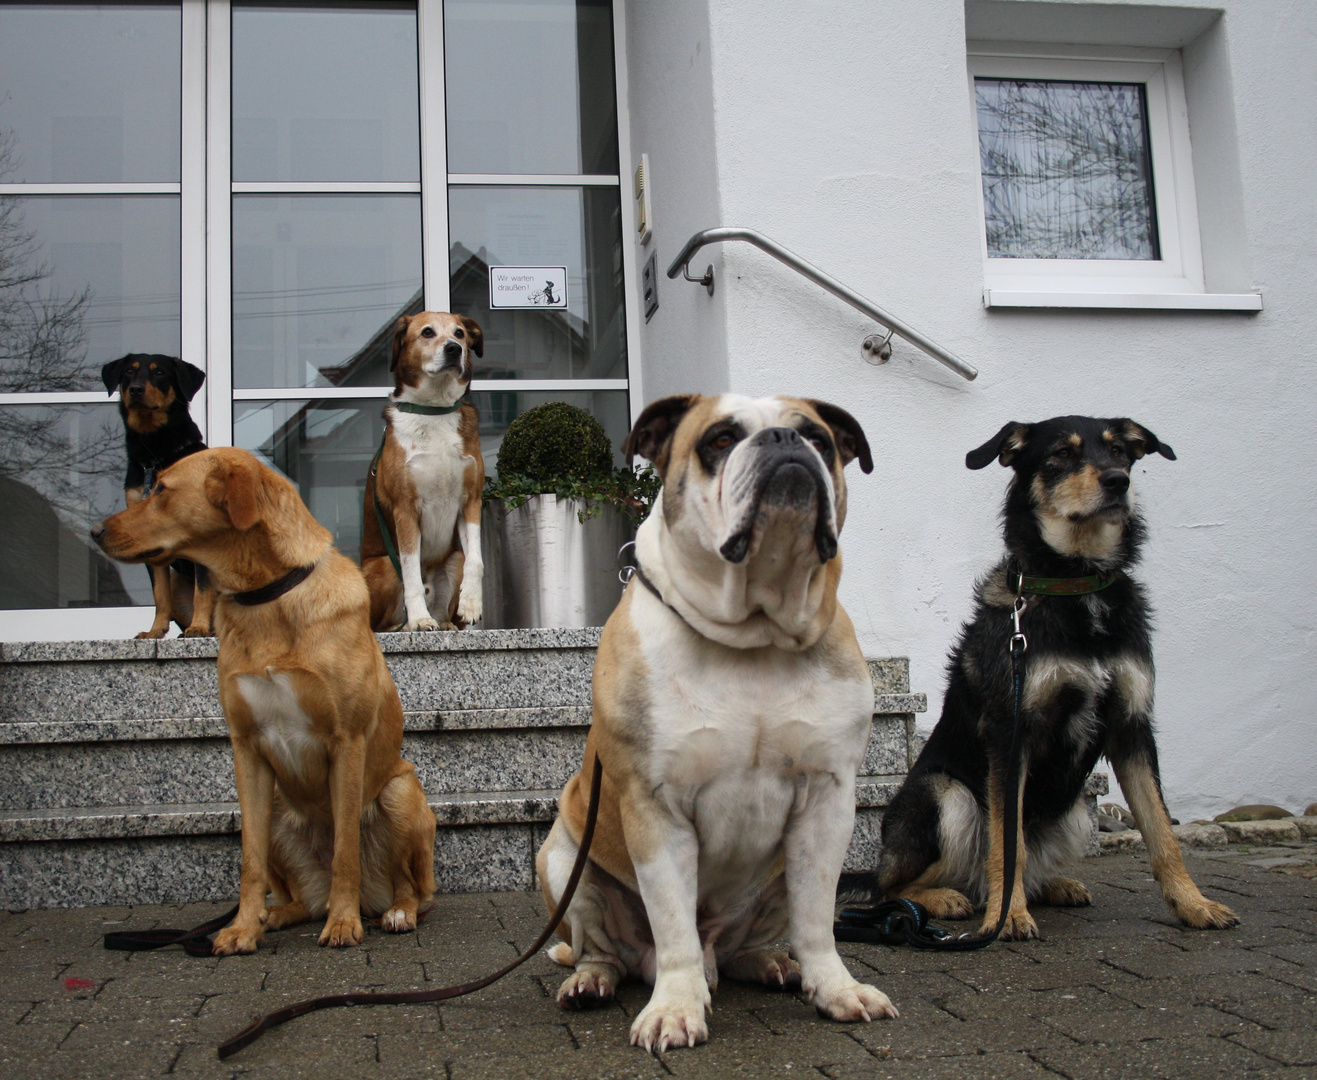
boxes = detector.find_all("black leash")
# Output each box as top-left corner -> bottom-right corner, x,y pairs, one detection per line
216,755 -> 604,1059
104,904 -> 240,958
835,595 -> 1029,951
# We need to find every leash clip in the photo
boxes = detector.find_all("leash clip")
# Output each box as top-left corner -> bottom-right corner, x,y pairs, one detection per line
1010,595 -> 1028,654
617,540 -> 637,584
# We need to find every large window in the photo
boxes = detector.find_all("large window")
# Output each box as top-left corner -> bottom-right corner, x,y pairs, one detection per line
0,0 -> 637,639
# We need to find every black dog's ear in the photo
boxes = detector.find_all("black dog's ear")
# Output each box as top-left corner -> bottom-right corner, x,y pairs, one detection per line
390,315 -> 411,373
101,356 -> 130,395
1116,419 -> 1176,461
173,359 -> 206,402
966,421 -> 1030,469
625,394 -> 699,471
806,400 -> 873,474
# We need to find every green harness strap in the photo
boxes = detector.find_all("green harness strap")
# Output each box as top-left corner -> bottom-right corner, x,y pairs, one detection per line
366,399 -> 466,582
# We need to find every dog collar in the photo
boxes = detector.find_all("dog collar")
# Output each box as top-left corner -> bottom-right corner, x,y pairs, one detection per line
231,564 -> 316,606
630,563 -> 694,628
391,399 -> 464,416
1008,565 -> 1119,596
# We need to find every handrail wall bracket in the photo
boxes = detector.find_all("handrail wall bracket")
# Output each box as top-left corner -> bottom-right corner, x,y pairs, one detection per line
665,227 -> 977,381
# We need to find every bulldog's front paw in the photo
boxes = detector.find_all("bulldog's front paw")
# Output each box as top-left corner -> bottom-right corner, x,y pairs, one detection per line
984,908 -> 1039,941
814,982 -> 898,1023
402,615 -> 439,632
630,977 -> 711,1053
213,923 -> 263,956
318,914 -> 364,947
1172,895 -> 1239,930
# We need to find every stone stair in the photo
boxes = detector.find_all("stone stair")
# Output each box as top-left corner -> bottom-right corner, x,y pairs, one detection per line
0,630 -> 927,909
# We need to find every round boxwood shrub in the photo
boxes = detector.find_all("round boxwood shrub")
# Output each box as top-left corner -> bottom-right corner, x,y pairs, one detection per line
495,402 -> 613,486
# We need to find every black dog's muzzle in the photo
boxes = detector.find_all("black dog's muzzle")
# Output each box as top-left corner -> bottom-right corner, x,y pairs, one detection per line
720,427 -> 837,564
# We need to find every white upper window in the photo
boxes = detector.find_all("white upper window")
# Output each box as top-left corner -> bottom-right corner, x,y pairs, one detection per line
968,44 -> 1259,310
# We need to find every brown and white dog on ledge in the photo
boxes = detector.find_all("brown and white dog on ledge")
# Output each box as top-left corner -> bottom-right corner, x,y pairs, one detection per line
362,312 -> 485,632
536,394 -> 896,1053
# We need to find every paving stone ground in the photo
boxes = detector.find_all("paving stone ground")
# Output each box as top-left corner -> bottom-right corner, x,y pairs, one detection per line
3,845 -> 1314,1080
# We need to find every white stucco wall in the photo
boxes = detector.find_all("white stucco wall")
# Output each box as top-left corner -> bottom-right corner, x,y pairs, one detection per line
626,0 -> 1317,820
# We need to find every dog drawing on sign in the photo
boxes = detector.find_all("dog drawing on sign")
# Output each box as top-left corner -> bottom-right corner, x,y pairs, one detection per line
361,312 -> 485,632
843,415 -> 1238,940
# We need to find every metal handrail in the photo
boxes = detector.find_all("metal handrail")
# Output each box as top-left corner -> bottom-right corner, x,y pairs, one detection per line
666,226 -> 978,381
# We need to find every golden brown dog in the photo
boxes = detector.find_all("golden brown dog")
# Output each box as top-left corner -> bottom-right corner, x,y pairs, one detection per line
362,311 -> 485,632
93,447 -> 436,952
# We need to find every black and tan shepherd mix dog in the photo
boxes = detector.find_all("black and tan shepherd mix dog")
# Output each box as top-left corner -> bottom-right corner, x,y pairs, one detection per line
92,447 -> 436,953
845,416 -> 1238,940
101,352 -> 215,638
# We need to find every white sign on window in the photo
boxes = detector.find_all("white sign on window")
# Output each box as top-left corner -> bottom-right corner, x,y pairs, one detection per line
488,266 -> 569,309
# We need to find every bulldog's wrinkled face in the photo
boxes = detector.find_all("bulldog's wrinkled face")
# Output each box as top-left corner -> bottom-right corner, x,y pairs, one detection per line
628,394 -> 873,569
390,311 -> 483,402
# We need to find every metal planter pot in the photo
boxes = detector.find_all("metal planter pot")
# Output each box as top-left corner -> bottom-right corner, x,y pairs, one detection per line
479,494 -> 633,629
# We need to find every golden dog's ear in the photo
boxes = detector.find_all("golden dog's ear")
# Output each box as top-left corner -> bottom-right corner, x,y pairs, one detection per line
460,315 -> 484,358
625,394 -> 698,471
1114,419 -> 1176,461
389,315 -> 411,373
206,456 -> 268,531
805,400 -> 873,474
967,421 -> 1030,469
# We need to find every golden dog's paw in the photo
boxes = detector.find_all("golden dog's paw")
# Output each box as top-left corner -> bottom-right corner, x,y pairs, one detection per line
1037,877 -> 1092,907
135,629 -> 167,640
1174,896 -> 1239,930
403,616 -> 440,632
181,626 -> 213,638
985,909 -> 1040,941
318,915 -> 364,947
815,982 -> 898,1023
212,925 -> 262,956
911,887 -> 975,920
723,948 -> 802,991
558,968 -> 615,1009
438,621 -> 458,632
381,906 -> 417,933
630,997 -> 709,1053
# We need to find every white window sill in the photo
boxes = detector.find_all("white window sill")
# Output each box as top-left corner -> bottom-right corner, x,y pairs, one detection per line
984,289 -> 1262,311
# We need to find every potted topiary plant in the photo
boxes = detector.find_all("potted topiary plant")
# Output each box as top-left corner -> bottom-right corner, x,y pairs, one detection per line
480,402 -> 659,628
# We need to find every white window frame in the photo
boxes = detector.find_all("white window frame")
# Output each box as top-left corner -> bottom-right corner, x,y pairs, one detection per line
967,42 -> 1260,311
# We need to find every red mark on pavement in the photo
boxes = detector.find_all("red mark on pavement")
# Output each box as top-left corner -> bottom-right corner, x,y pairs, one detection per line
64,977 -> 96,992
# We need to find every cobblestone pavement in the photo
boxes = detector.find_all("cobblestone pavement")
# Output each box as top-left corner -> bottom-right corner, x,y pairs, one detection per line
3,846 -> 1314,1080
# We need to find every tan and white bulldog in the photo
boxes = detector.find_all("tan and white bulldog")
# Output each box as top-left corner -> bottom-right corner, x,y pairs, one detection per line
535,393 -> 897,1052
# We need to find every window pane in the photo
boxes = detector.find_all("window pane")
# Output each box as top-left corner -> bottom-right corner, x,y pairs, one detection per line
0,3 -> 180,184
232,194 -> 423,390
449,186 -> 626,380
0,196 -> 182,393
232,3 -> 420,183
975,79 -> 1159,261
445,0 -> 618,175
0,403 -> 150,610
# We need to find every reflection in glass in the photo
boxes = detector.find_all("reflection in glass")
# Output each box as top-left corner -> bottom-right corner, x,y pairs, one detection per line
976,79 -> 1159,260
449,187 -> 626,381
0,196 -> 182,392
445,0 -> 618,175
232,3 -> 420,183
0,3 -> 181,184
232,195 -> 423,389
234,390 -> 628,563
0,404 -> 148,610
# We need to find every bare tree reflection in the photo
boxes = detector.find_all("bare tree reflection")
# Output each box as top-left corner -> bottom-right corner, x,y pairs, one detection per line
976,80 -> 1159,261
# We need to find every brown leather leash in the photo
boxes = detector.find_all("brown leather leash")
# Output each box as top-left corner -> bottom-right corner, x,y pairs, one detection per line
217,756 -> 603,1060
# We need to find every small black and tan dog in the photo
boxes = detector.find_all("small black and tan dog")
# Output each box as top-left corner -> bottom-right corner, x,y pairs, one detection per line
848,415 -> 1237,940
101,352 -> 214,638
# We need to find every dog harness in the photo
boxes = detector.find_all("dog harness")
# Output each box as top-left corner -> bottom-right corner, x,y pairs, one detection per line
366,397 -> 467,580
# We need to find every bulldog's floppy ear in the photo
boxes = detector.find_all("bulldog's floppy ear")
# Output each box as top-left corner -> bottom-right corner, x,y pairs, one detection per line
172,358 -> 206,402
805,400 -> 873,474
625,394 -> 698,470
1115,419 -> 1176,461
205,456 -> 269,532
966,421 -> 1030,470
460,315 -> 484,358
101,355 -> 130,395
389,315 -> 411,373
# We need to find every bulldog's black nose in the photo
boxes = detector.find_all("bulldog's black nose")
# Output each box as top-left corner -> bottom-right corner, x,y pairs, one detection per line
443,341 -> 463,363
90,523 -> 105,544
765,427 -> 803,446
1100,469 -> 1130,494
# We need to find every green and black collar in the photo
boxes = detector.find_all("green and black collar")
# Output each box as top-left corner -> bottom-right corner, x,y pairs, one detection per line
1008,562 -> 1119,597
390,397 -> 465,416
